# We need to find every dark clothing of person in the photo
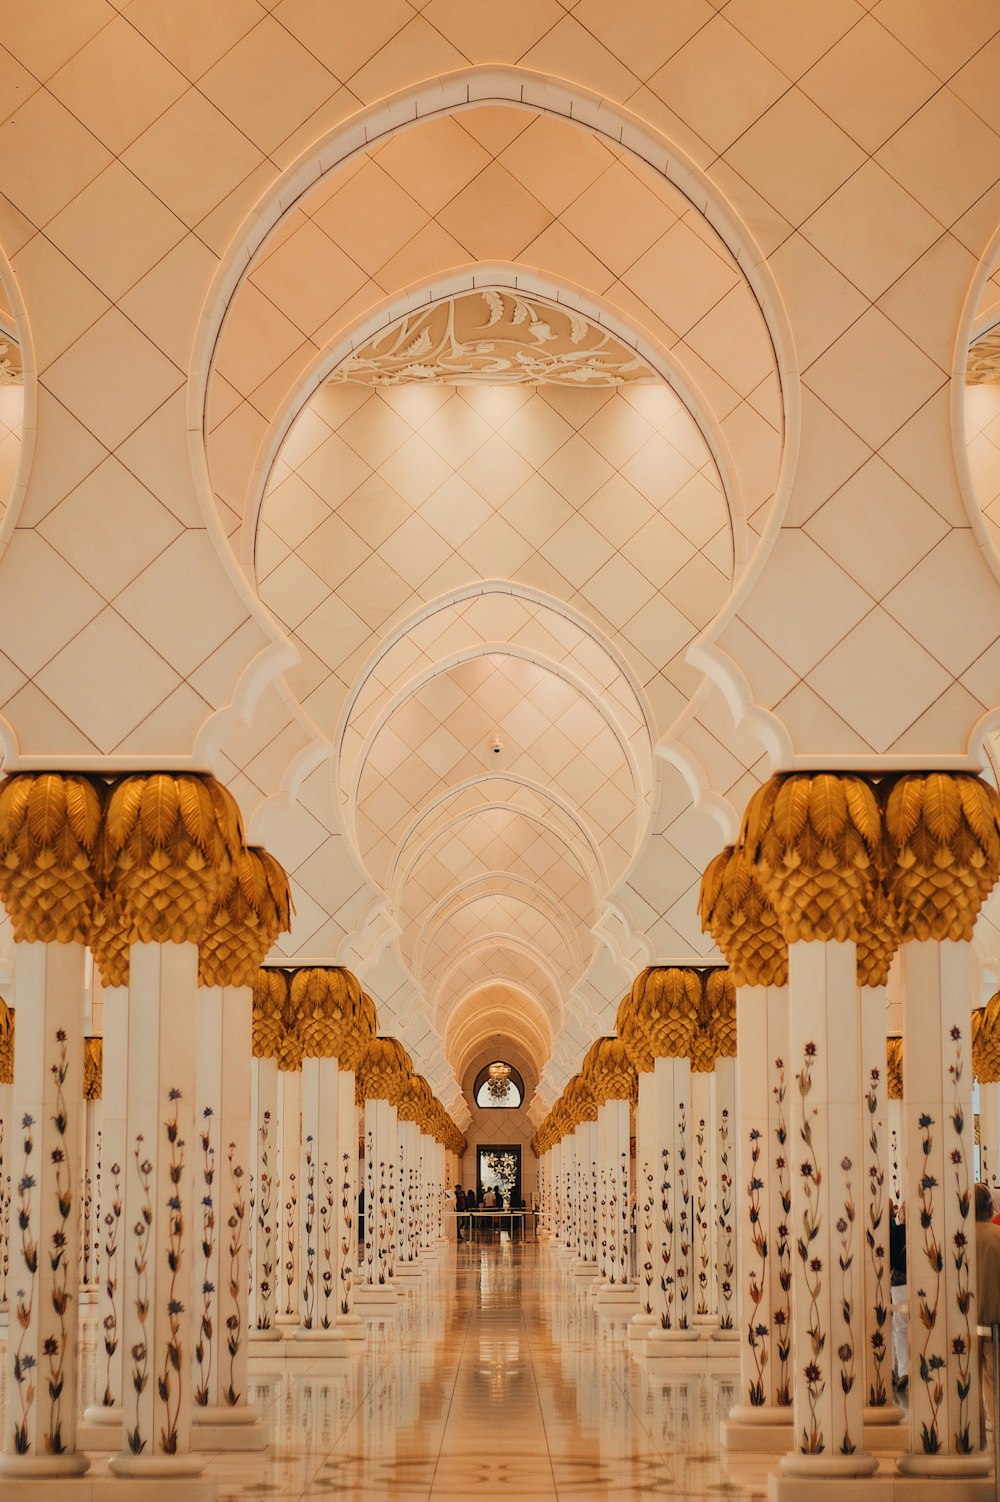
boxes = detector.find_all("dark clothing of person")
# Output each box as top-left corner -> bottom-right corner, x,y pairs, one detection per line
889,1208 -> 906,1286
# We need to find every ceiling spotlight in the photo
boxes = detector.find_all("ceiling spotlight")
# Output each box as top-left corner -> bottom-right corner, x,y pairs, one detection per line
491,737 -> 503,756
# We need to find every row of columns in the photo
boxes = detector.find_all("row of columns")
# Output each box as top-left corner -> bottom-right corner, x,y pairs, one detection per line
0,770 -> 466,1496
535,771 -> 1000,1500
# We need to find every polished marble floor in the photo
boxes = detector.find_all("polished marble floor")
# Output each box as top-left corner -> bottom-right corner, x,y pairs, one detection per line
6,1239 -> 772,1500
204,1239 -> 763,1501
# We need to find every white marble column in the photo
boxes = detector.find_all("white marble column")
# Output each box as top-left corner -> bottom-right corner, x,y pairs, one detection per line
395,1117 -> 421,1274
594,1098 -> 635,1310
356,1095 -> 397,1309
249,1055 -> 279,1341
109,941 -> 207,1482
294,1056 -> 349,1350
713,1055 -> 737,1338
722,985 -> 793,1448
896,939 -> 988,1481
0,940 -> 89,1480
647,1054 -> 697,1353
632,1069 -> 658,1332
558,1131 -> 576,1262
776,941 -> 876,1484
858,984 -> 902,1437
276,1067 -> 300,1326
80,985 -> 127,1442
334,1067 -> 363,1335
691,1069 -> 715,1326
192,984 -> 263,1445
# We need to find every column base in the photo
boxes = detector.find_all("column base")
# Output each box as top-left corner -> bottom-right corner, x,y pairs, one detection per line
711,1325 -> 739,1342
78,1405 -> 122,1450
862,1405 -> 906,1455
571,1260 -> 596,1280
0,1456 -> 90,1481
191,1404 -> 269,1450
332,1311 -> 365,1340
248,1326 -> 283,1346
628,1311 -> 658,1341
108,1453 -> 208,1479
643,1326 -> 707,1358
776,1452 -> 879,1481
896,1453 -> 992,1479
594,1283 -> 639,1317
721,1407 -> 794,1452
353,1284 -> 398,1312
106,1454 -> 216,1502
285,1328 -> 355,1358
393,1262 -> 424,1278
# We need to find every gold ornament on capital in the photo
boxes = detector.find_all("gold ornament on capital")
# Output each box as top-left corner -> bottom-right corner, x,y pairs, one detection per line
101,773 -> 244,945
882,773 -> 1000,943
0,772 -> 104,944
292,966 -> 362,1061
698,844 -> 787,987
743,773 -> 882,943
199,847 -> 293,988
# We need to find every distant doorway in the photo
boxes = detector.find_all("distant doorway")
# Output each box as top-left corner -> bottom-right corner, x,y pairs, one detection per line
478,1144 -> 522,1207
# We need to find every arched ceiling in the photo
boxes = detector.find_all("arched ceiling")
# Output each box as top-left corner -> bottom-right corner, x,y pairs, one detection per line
257,346 -> 732,1096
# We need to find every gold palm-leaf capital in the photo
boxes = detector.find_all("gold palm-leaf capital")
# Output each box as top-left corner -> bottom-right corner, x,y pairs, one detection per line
102,773 -> 243,945
882,772 -> 1000,942
0,772 -> 104,943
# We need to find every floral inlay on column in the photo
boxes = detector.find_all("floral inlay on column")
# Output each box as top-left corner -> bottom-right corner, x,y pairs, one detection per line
224,1143 -> 244,1404
319,1158 -> 334,1328
641,1156 -> 654,1314
695,1113 -> 708,1315
194,1107 -> 215,1407
746,1126 -> 767,1404
948,1026 -> 973,1454
102,1161 -> 121,1405
13,1111 -> 36,1454
864,1068 -> 889,1408
835,1155 -> 857,1453
127,1139 -> 152,1455
797,1041 -> 825,1455
773,1061 -> 792,1405
677,1103 -> 690,1327
46,1030 -> 73,1455
302,1136 -> 316,1329
717,1106 -> 734,1330
339,1149 -> 352,1315
160,1088 -> 185,1455
255,1111 -> 272,1330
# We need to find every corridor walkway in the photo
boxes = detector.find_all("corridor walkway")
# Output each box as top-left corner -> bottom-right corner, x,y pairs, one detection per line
189,1241 -> 759,1501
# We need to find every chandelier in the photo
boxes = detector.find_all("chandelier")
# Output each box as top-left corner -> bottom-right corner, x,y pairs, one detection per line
487,1061 -> 511,1100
